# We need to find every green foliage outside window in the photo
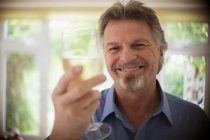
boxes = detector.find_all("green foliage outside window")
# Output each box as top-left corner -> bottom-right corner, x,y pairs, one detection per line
165,22 -> 208,43
7,19 -> 41,39
164,55 -> 206,100
164,55 -> 184,98
163,22 -> 208,101
6,20 -> 40,134
6,53 -> 38,134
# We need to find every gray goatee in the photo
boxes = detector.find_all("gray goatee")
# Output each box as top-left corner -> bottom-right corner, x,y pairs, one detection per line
118,74 -> 148,92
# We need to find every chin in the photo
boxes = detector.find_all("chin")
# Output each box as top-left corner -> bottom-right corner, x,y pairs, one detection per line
117,75 -> 148,92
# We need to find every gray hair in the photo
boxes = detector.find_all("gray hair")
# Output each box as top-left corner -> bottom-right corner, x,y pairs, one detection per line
99,0 -> 168,51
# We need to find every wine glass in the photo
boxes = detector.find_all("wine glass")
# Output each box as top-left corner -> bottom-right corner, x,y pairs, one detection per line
61,24 -> 112,140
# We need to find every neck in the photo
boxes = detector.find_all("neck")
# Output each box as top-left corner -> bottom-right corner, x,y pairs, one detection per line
115,80 -> 160,129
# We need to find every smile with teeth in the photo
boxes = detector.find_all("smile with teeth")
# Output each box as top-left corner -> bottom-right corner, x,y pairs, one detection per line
116,65 -> 144,71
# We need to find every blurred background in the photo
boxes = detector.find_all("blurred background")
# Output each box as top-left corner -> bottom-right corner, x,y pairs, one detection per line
0,0 -> 209,139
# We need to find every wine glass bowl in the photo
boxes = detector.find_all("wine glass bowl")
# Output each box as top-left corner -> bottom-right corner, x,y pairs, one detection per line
62,25 -> 103,82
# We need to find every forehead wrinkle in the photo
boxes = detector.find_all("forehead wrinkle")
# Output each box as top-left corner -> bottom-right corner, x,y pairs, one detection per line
105,38 -> 151,48
132,38 -> 150,44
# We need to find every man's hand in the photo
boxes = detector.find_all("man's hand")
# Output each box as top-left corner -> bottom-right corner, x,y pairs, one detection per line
50,66 -> 106,140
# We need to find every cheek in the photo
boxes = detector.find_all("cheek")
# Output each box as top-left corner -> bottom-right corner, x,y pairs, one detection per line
143,48 -> 161,71
104,54 -> 114,71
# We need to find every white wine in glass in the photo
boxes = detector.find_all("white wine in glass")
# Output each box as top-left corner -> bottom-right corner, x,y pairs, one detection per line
61,25 -> 111,140
62,56 -> 104,85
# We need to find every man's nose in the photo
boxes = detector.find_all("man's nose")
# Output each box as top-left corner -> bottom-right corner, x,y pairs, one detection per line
120,47 -> 137,63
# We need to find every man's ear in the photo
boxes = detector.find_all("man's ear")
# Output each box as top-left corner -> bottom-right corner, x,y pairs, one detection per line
160,48 -> 164,56
159,48 -> 164,64
157,48 -> 164,74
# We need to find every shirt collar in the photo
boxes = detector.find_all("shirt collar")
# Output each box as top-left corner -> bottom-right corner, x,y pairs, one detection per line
100,85 -> 115,121
100,80 -> 174,126
155,81 -> 174,126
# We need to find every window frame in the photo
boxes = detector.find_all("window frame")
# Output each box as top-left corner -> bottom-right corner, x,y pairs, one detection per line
158,22 -> 210,117
0,20 -> 50,139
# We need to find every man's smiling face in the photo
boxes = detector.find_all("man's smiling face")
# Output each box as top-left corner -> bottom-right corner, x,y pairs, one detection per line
103,19 -> 163,92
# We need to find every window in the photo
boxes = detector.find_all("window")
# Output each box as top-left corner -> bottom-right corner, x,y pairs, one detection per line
162,55 -> 206,107
159,22 -> 209,109
0,19 -> 50,139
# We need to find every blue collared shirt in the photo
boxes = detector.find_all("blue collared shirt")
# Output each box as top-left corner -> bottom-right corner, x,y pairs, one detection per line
94,81 -> 210,140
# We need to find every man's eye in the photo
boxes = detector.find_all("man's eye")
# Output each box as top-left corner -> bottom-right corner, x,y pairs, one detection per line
108,47 -> 119,52
109,47 -> 118,50
133,44 -> 147,49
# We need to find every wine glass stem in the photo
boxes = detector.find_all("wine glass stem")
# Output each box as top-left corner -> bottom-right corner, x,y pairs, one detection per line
91,116 -> 95,123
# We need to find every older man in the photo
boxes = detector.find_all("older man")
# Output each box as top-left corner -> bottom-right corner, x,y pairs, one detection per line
49,1 -> 210,140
